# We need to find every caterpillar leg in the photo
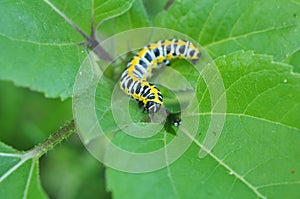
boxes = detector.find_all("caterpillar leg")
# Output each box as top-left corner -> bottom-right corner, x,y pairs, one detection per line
137,99 -> 144,108
163,59 -> 171,66
146,102 -> 161,114
149,106 -> 168,124
157,59 -> 171,68
148,105 -> 182,127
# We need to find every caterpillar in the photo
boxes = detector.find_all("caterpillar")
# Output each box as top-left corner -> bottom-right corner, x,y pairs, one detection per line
120,39 -> 201,121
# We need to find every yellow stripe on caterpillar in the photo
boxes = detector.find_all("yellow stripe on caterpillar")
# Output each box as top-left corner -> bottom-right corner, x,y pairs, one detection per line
120,39 -> 200,114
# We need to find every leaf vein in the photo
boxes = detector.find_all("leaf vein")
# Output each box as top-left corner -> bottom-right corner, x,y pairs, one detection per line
197,112 -> 300,131
163,132 -> 179,198
257,180 -> 300,189
204,24 -> 299,48
197,2 -> 218,42
22,160 -> 35,199
242,83 -> 282,114
0,153 -> 23,157
0,33 -> 82,46
0,158 -> 26,183
181,126 -> 267,199
210,2 -> 236,43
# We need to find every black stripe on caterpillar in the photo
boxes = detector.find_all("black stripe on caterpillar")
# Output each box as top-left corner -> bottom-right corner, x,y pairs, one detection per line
120,39 -> 200,116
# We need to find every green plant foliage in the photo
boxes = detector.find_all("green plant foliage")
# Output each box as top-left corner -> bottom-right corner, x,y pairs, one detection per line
0,0 -> 134,99
40,138 -> 111,199
0,143 -> 47,199
0,81 -> 73,150
98,0 -> 150,36
285,50 -> 300,73
0,0 -> 299,199
155,0 -> 300,62
105,51 -> 300,199
94,0 -> 135,23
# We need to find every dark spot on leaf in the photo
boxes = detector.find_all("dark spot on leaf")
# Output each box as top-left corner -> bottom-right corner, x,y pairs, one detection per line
291,170 -> 295,174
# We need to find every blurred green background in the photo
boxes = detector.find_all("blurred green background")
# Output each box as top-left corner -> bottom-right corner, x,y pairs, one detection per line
0,81 -> 111,199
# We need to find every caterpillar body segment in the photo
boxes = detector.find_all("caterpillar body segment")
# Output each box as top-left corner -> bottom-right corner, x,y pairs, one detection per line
120,39 -> 201,115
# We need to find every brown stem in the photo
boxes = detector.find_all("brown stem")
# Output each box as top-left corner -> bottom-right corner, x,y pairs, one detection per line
164,0 -> 175,10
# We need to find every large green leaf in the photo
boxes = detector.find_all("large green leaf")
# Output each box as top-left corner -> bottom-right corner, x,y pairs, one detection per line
0,0 -> 134,99
155,0 -> 300,62
105,51 -> 300,199
0,142 -> 47,199
1,0 -> 300,198
75,1 -> 300,197
3,0 -> 297,99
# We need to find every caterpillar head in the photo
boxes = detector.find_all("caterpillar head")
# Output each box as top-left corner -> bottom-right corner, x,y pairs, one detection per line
145,101 -> 162,114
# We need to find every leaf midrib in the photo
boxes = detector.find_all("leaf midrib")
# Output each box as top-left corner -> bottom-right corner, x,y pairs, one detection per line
204,24 -> 300,49
0,33 -> 82,46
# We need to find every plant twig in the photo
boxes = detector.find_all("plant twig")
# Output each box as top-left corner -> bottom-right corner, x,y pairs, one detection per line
43,0 -> 112,61
32,120 -> 76,158
164,0 -> 175,10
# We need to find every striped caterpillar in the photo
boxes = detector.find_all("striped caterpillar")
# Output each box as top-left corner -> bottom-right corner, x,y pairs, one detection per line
120,39 -> 200,123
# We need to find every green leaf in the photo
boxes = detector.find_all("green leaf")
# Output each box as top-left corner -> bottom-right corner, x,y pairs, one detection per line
97,0 -> 151,36
0,142 -> 48,199
142,0 -> 169,21
154,0 -> 300,61
285,49 -> 300,73
105,51 -> 300,199
0,0 -> 134,99
2,0 -> 299,198
216,51 -> 300,129
94,0 -> 135,23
